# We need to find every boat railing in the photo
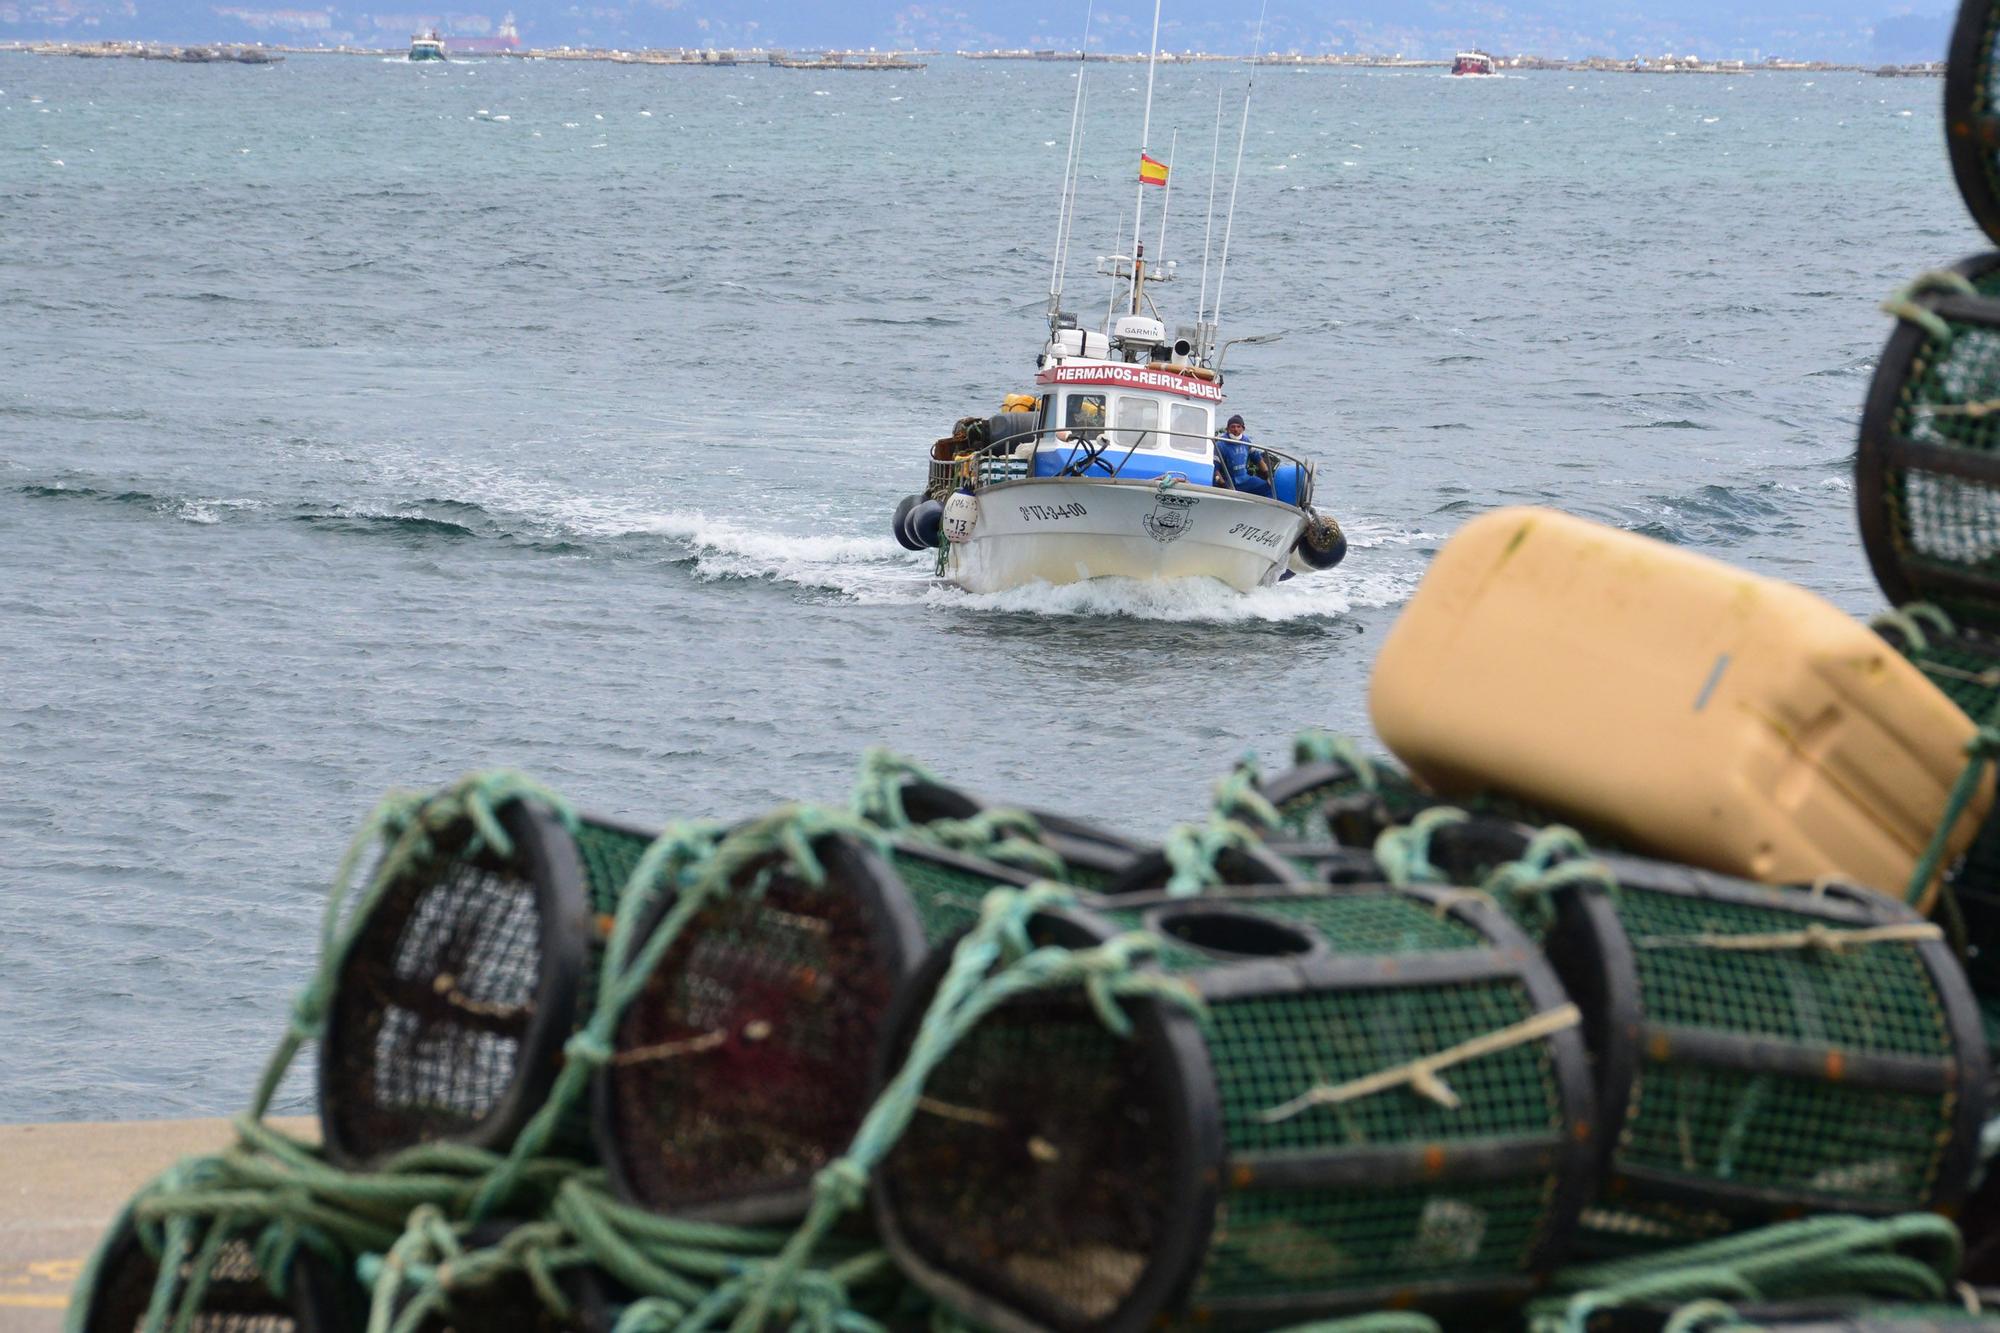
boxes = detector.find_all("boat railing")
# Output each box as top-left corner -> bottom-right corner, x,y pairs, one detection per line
929,424 -> 1316,510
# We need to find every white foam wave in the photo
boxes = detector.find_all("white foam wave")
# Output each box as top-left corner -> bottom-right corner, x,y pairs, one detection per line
165,495 -> 262,526
1341,519 -> 1442,550
916,574 -> 1350,623
644,512 -> 901,567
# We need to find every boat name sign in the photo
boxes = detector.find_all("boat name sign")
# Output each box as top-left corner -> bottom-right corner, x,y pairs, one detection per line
1036,364 -> 1225,402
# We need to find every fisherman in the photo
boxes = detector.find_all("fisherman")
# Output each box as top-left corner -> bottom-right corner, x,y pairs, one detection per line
1214,414 -> 1273,497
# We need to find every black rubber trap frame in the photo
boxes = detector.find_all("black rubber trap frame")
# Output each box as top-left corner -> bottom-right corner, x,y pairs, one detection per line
592,829 -> 926,1225
888,773 -> 1146,891
75,1213 -> 362,1333
874,885 -> 1597,1333
1950,0 -> 2000,248
319,794 -> 657,1166
1858,251 -> 2000,630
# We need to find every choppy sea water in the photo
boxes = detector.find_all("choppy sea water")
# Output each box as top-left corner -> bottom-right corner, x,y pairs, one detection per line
0,53 -> 1978,1120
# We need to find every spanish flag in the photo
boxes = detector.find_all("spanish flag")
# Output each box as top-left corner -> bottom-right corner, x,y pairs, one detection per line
1139,152 -> 1169,187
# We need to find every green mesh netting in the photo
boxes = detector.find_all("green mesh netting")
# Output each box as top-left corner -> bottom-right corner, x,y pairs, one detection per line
601,840 -> 909,1221
1616,1067 -> 1950,1207
78,1219 -> 360,1333
1098,894 -> 1487,964
1576,872 -> 1974,1240
881,892 -> 1585,1329
1200,981 -> 1562,1157
1617,890 -> 1952,1058
1198,1180 -> 1556,1301
888,846 -> 1031,944
573,819 -> 654,915
1865,265 -> 2000,624
320,800 -> 588,1164
1262,762 -> 1574,856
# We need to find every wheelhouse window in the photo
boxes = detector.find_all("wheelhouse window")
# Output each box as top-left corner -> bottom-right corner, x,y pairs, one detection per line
1170,402 -> 1212,455
1112,395 -> 1160,451
1061,393 -> 1106,441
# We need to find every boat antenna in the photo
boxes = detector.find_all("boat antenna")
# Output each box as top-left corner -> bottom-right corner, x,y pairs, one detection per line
1126,0 -> 1164,317
1104,212 -> 1126,333
1210,0 -> 1267,357
1152,126 -> 1178,289
1194,81 -> 1224,360
1047,3 -> 1093,328
1057,81 -> 1089,312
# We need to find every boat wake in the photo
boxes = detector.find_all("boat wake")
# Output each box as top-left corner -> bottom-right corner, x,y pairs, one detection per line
605,508 -> 1412,621
925,573 -> 1380,623
10,477 -> 1407,623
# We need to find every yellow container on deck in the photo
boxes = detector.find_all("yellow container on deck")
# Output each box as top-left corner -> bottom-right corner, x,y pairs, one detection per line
1368,507 -> 1991,908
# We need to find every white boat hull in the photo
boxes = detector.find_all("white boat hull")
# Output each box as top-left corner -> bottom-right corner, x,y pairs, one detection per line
941,478 -> 1308,595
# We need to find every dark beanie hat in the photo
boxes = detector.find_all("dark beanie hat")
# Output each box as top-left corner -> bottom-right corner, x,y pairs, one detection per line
1227,414 -> 1245,429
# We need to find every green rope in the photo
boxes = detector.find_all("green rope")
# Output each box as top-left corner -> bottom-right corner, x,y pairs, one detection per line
723,882 -> 1202,1332
1882,270 -> 1979,347
915,809 -> 1066,878
72,772 -> 597,1333
1481,847 -> 1617,932
1290,730 -> 1381,788
369,803 -> 908,1331
1161,816 -> 1266,896
1370,806 -> 1470,886
849,748 -> 942,830
1659,1300 -> 1750,1333
346,883 -> 1196,1333
466,817 -> 725,1220
1533,1213 -> 1964,1333
1211,759 -> 1283,830
849,748 -> 1065,877
1905,722 -> 2000,907
1267,1316 -> 1443,1333
1873,603 -> 1959,654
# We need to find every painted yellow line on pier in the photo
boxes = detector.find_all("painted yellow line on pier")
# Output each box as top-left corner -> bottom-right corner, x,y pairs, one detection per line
0,1117 -> 313,1331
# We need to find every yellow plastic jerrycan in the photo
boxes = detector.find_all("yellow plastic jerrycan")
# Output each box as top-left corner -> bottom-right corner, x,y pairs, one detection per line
1368,506 -> 1991,909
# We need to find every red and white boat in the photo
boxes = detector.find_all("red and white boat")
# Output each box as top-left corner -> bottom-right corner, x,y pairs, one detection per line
1452,50 -> 1498,75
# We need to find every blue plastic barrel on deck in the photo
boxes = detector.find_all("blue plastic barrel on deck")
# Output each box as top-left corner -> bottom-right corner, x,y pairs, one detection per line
1270,462 -> 1305,506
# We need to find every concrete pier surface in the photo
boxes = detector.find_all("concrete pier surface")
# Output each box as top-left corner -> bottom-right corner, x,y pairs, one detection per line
0,1117 -> 314,1331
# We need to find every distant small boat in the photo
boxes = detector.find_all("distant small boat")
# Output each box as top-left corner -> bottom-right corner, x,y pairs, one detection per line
1452,50 -> 1498,76
409,31 -> 446,61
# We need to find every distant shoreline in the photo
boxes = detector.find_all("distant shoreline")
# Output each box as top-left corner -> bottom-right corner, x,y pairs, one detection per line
0,40 -> 1946,77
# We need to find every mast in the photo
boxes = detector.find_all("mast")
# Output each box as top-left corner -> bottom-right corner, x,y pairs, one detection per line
1047,4 -> 1093,328
1152,128 -> 1177,282
1125,0 -> 1164,315
1105,214 -> 1126,333
1058,82 -> 1089,313
1211,1 -> 1267,353
1195,82 -> 1224,360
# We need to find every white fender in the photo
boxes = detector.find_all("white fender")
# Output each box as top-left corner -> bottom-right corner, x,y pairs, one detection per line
942,490 -> 980,544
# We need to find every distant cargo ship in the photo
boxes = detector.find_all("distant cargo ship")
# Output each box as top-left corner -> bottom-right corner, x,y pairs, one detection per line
1452,50 -> 1498,75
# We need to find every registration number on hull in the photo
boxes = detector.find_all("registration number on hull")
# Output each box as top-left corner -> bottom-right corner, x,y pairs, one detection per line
1019,502 -> 1089,522
1227,522 -> 1287,549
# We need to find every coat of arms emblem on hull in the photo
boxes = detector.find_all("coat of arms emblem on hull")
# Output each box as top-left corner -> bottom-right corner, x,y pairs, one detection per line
1143,491 -> 1198,544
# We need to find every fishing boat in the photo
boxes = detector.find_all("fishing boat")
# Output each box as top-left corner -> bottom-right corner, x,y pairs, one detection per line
889,5 -> 1346,595
1452,50 -> 1498,75
408,30 -> 446,61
